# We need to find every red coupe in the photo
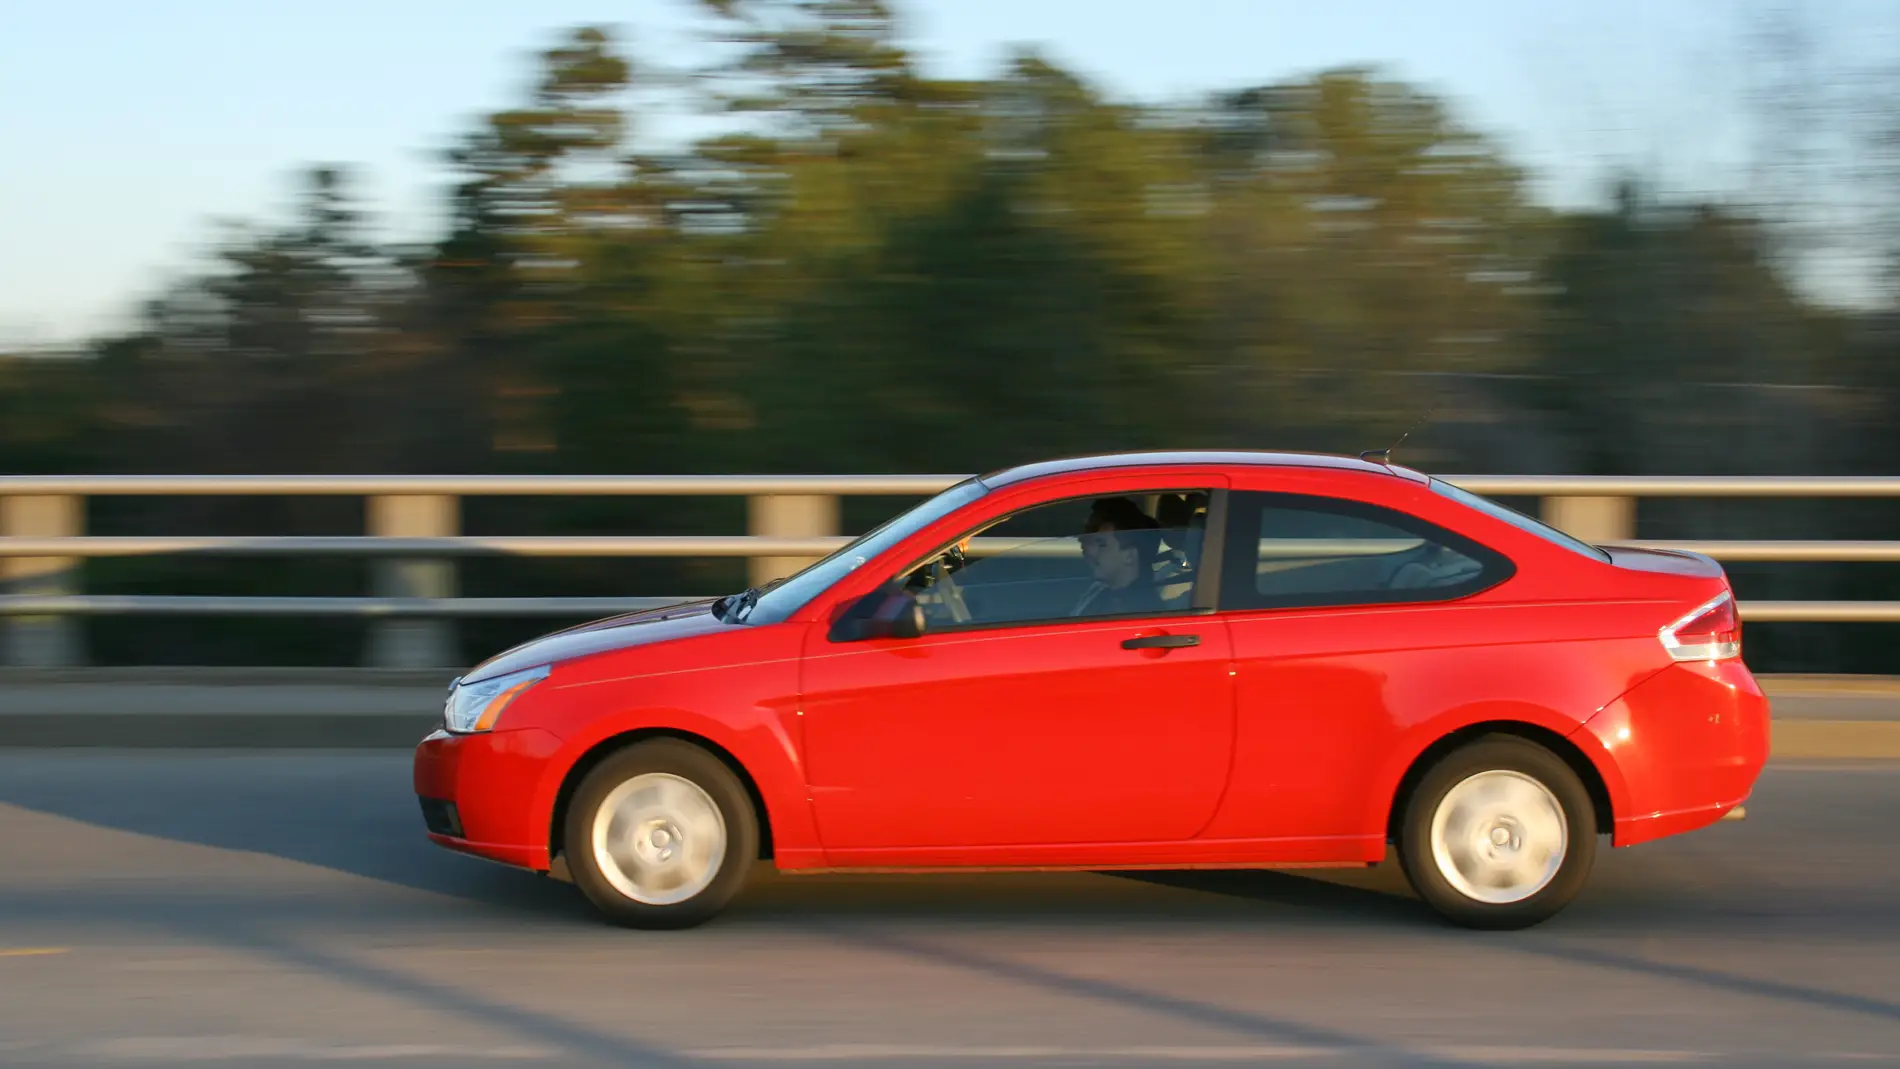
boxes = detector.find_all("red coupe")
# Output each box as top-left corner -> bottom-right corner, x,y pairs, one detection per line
413,451 -> 1768,930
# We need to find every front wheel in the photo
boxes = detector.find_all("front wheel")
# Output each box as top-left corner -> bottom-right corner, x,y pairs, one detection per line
1397,736 -> 1597,930
563,738 -> 759,929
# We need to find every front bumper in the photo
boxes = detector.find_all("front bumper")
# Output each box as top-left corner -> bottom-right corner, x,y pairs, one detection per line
413,725 -> 562,871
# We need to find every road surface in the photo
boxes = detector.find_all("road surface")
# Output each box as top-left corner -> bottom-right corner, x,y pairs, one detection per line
1,752 -> 1898,1067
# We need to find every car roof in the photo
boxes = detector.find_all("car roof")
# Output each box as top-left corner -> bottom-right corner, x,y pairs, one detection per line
978,450 -> 1432,488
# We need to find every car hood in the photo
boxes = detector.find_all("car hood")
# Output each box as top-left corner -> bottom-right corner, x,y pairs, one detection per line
459,598 -> 728,684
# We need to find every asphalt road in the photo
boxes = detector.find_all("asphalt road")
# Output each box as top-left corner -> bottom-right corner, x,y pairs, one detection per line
2,753 -> 1899,1068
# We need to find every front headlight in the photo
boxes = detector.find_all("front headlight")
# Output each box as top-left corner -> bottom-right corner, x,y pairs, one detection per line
444,664 -> 551,733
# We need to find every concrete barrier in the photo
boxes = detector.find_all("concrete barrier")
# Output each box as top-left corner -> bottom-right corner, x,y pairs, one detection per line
1,668 -> 1897,756
0,668 -> 446,748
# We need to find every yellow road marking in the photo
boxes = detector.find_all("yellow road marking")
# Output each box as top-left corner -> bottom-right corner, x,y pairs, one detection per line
0,948 -> 67,958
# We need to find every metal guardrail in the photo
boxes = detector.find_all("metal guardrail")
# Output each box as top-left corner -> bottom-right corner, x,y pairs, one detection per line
0,474 -> 967,496
0,536 -> 854,558
8,535 -> 1900,562
11,473 -> 1900,496
0,595 -> 698,618
7,597 -> 1899,622
5,472 -> 1900,666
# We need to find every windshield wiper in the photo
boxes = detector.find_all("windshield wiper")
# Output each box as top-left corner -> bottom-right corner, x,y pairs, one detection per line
717,576 -> 786,624
730,587 -> 763,622
713,589 -> 751,622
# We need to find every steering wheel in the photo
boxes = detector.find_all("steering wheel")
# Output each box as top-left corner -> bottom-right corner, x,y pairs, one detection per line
925,555 -> 972,624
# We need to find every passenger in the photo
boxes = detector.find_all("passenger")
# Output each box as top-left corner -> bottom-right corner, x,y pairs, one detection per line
1072,497 -> 1164,616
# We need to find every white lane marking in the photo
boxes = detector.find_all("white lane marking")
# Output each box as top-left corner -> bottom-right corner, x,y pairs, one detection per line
307,1046 -> 557,1062
689,1048 -> 1334,1062
71,1037 -> 555,1061
1425,1048 -> 1713,1064
688,1044 -> 1724,1063
44,1038 -> 1895,1064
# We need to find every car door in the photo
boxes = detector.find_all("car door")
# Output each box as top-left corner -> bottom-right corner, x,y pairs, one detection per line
797,480 -> 1237,860
1193,484 -> 1519,855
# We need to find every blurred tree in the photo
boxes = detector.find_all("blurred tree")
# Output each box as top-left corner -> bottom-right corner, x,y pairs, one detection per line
0,357 -> 100,474
430,25 -> 640,465
90,165 -> 421,474
3,6 -> 1894,671
694,0 -> 915,137
1180,69 -> 1552,456
1532,180 -> 1833,477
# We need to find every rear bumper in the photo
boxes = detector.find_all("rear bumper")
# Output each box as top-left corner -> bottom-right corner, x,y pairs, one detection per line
1573,659 -> 1770,848
412,726 -> 561,871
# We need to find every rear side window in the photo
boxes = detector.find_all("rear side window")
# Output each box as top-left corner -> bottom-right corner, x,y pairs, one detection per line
1219,491 -> 1514,611
1430,479 -> 1612,562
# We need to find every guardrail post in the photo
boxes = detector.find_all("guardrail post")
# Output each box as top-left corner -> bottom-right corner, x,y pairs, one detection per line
367,494 -> 458,669
2,494 -> 84,666
747,494 -> 839,587
1541,495 -> 1635,544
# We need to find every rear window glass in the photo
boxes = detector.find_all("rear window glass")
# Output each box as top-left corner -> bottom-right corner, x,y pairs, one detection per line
1431,479 -> 1612,562
1218,490 -> 1515,611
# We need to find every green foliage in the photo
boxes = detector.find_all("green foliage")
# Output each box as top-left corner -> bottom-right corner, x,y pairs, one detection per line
1,12 -> 1894,670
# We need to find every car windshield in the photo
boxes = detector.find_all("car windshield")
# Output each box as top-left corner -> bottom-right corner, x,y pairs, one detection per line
1430,478 -> 1612,562
738,478 -> 990,624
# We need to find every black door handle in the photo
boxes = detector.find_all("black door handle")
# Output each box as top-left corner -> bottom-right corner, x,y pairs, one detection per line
1122,633 -> 1200,650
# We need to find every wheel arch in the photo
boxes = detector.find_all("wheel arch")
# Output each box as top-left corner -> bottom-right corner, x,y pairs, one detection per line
1384,720 -> 1615,843
548,727 -> 776,866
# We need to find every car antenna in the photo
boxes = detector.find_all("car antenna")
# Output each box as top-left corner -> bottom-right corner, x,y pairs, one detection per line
1360,404 -> 1437,467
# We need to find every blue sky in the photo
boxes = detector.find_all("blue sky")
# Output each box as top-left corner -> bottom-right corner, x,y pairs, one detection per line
1,0 -> 1892,348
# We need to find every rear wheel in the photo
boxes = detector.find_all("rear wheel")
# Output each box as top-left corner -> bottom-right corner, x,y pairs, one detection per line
1397,736 -> 1597,930
563,738 -> 759,929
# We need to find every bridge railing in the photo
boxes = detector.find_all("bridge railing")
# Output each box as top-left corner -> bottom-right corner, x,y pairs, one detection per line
5,473 -> 1900,668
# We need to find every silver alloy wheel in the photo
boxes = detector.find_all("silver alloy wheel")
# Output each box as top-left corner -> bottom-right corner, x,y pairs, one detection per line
1428,769 -> 1568,905
589,772 -> 728,906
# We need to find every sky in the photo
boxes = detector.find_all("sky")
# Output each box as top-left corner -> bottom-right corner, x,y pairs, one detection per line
2,0 -> 1894,350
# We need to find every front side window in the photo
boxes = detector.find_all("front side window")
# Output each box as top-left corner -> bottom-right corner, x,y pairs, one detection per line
1219,491 -> 1513,611
891,489 -> 1214,631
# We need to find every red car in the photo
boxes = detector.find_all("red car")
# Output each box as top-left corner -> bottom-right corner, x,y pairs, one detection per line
413,451 -> 1768,930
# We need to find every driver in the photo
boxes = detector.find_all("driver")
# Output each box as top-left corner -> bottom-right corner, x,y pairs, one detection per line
1071,497 -> 1163,617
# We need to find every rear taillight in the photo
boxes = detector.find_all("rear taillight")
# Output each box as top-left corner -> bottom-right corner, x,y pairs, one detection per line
1659,590 -> 1742,661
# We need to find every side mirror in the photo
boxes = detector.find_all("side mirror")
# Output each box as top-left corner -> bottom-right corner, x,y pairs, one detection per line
829,586 -> 927,642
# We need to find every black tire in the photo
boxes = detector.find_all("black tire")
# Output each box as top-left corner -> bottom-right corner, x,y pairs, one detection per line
1396,735 -> 1597,930
562,738 -> 759,929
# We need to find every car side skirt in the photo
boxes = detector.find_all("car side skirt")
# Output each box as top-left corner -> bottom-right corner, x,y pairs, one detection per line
775,861 -> 1377,875
795,835 -> 1389,871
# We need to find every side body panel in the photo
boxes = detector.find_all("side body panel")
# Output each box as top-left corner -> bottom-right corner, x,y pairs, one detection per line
1204,467 -> 1728,858
793,468 -> 1241,862
1570,658 -> 1770,846
1211,608 -> 1675,858
798,614 -> 1237,857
